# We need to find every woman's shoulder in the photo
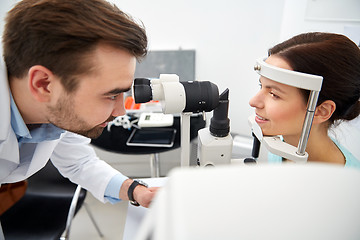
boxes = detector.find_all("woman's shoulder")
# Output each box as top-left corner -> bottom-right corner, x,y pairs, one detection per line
332,139 -> 360,169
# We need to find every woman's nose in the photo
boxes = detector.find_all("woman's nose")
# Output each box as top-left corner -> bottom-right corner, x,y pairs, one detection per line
249,91 -> 264,109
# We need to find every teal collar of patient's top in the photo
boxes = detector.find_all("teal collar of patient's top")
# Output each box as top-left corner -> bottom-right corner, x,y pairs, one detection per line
267,135 -> 360,168
10,92 -> 65,144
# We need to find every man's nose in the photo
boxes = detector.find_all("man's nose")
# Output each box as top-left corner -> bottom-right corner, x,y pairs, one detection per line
112,96 -> 126,117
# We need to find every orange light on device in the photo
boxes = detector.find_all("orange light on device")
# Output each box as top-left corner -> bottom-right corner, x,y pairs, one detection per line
124,96 -> 141,110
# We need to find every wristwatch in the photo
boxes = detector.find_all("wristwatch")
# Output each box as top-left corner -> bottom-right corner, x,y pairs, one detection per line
127,179 -> 148,206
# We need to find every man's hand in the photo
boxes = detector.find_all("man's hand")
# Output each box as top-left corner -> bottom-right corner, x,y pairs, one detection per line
133,185 -> 159,208
119,179 -> 159,208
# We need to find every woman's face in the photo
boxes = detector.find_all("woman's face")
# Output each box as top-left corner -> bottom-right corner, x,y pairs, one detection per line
249,55 -> 307,139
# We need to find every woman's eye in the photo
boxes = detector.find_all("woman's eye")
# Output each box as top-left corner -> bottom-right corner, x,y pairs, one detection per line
109,96 -> 117,100
269,92 -> 279,99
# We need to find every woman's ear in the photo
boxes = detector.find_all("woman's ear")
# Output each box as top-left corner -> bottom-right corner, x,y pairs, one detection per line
313,100 -> 336,124
28,65 -> 54,102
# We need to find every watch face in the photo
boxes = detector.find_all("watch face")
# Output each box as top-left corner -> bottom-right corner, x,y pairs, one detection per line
130,200 -> 140,206
135,180 -> 149,188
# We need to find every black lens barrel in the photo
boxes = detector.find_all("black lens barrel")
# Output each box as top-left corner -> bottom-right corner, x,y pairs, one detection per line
181,81 -> 219,113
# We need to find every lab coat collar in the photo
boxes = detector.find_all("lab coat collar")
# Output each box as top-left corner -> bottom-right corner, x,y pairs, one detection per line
10,92 -> 32,140
0,57 -> 11,141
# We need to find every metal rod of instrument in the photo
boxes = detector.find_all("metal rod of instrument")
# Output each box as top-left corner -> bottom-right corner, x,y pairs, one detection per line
296,90 -> 320,155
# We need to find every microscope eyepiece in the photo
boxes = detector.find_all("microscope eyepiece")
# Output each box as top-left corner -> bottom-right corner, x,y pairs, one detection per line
133,78 -> 152,103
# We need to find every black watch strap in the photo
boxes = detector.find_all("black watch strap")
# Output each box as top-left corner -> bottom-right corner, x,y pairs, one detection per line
127,180 -> 148,206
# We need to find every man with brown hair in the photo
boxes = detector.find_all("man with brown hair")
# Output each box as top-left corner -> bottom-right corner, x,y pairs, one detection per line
0,0 -> 158,215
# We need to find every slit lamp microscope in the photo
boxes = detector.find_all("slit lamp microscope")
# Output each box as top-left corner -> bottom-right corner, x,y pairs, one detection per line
132,74 -> 232,167
132,57 -> 323,166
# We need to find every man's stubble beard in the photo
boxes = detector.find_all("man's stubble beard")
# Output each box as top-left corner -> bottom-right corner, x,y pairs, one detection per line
46,93 -> 105,139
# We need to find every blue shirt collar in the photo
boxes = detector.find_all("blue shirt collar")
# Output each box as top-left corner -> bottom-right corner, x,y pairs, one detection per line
10,93 -> 65,143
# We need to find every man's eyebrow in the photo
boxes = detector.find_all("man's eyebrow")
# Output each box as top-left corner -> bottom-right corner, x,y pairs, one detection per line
102,87 -> 131,96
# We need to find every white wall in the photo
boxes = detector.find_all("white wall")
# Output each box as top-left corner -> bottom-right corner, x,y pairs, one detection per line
109,0 -> 285,137
280,0 -> 360,42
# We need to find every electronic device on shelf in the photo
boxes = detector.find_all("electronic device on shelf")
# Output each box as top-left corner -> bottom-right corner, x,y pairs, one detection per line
138,112 -> 174,128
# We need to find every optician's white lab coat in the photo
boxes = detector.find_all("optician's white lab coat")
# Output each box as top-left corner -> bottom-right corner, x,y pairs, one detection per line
0,59 -> 120,202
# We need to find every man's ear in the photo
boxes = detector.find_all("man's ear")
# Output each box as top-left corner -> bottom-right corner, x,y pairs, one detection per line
28,65 -> 54,102
313,100 -> 336,124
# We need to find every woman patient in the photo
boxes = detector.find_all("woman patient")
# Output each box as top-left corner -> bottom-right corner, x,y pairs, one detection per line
249,32 -> 360,167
